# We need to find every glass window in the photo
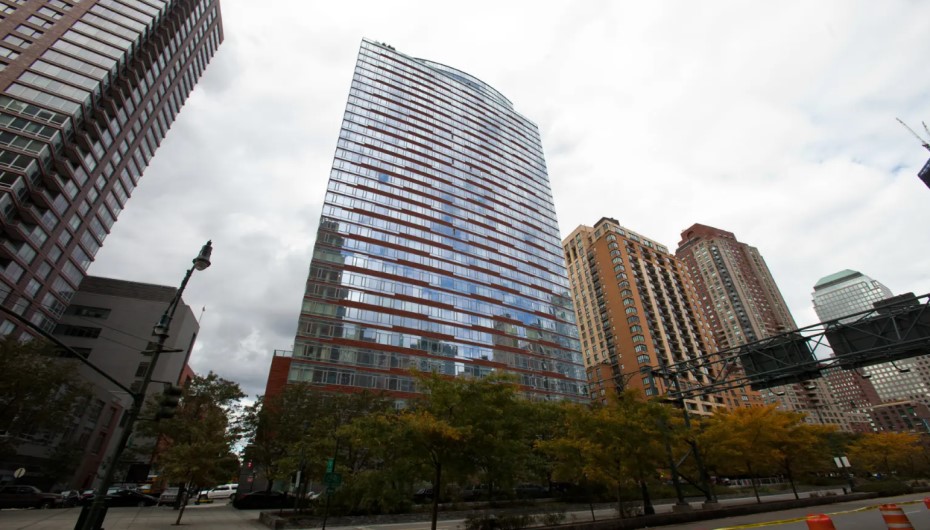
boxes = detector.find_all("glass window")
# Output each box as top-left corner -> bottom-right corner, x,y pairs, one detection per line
16,25 -> 43,38
3,34 -> 31,49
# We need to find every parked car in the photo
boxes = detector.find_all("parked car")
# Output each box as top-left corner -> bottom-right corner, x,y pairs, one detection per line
232,490 -> 294,510
104,489 -> 158,507
83,488 -> 157,507
59,489 -> 82,507
514,484 -> 548,499
204,483 -> 238,500
462,483 -> 511,501
412,487 -> 434,503
157,487 -> 180,506
0,485 -> 63,509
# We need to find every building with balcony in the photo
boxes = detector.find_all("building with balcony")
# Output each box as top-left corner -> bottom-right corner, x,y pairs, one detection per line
268,39 -> 586,402
564,218 -> 757,414
675,223 -> 854,428
0,0 -> 223,339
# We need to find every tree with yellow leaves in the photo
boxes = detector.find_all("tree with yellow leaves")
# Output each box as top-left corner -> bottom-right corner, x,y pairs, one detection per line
539,390 -> 670,517
847,432 -> 923,478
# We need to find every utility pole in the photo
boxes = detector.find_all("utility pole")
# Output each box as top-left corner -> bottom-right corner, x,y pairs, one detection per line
78,241 -> 213,530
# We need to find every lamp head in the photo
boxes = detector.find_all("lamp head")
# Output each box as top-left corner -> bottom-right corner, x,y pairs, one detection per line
152,314 -> 170,339
193,240 -> 212,271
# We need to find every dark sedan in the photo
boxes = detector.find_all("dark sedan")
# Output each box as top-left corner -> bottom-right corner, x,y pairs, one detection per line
83,489 -> 157,507
232,490 -> 294,510
0,485 -> 62,509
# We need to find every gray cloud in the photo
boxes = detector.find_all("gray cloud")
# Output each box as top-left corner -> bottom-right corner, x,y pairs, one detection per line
89,0 -> 930,398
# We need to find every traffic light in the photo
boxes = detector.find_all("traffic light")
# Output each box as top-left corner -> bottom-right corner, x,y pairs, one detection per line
155,385 -> 184,421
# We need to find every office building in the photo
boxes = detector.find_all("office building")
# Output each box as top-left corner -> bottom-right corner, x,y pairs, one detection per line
676,224 -> 852,428
0,276 -> 198,489
814,270 -> 930,409
0,0 -> 223,339
564,218 -> 757,413
268,39 -> 586,401
868,400 -> 930,434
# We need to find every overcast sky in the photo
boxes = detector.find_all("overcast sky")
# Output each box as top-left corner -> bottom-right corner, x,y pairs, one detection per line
89,0 -> 930,399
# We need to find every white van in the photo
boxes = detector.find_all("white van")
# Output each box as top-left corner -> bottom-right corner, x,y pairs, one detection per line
206,484 -> 238,500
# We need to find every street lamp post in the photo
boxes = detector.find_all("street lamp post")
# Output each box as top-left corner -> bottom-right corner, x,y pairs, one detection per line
78,241 -> 212,530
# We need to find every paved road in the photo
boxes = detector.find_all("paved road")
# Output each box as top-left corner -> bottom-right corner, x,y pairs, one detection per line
0,501 -> 264,530
2,490 -> 926,530
668,493 -> 930,530
321,489 -> 853,530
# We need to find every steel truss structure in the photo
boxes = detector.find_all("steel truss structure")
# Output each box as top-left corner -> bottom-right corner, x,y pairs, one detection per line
650,292 -> 930,400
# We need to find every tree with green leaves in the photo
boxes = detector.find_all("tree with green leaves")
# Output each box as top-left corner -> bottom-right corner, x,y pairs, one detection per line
240,384 -> 329,495
539,391 -> 670,517
520,399 -> 570,493
337,407 -> 424,514
240,384 -> 395,514
142,372 -> 244,525
386,371 -> 537,530
0,338 -> 91,462
293,389 -> 394,514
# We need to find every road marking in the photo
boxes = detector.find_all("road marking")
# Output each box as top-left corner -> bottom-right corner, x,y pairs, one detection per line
713,499 -> 925,529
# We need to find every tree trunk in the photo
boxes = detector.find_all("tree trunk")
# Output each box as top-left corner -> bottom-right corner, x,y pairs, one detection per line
430,461 -> 441,530
616,482 -> 625,519
173,479 -> 192,526
584,475 -> 595,521
640,479 -> 655,515
785,460 -> 799,500
746,461 -> 761,503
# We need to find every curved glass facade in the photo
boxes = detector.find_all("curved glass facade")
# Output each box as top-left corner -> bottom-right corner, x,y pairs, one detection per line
289,39 -> 586,401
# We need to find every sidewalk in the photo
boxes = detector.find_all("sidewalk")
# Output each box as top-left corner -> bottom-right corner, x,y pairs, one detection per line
0,503 -> 266,530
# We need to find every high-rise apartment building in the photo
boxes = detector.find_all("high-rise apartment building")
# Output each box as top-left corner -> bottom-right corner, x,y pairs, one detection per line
269,39 -> 586,401
675,223 -> 855,429
676,224 -> 796,350
0,0 -> 223,338
814,270 -> 930,408
563,218 -> 757,413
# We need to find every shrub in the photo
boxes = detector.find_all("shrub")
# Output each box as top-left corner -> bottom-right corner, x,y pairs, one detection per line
853,480 -> 913,496
463,513 -> 534,530
537,509 -> 567,526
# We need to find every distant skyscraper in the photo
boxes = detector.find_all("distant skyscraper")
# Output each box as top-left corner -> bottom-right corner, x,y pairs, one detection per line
813,270 -> 893,323
564,218 -> 758,413
0,0 -> 223,339
267,39 -> 586,401
813,270 -> 930,407
676,224 -> 856,429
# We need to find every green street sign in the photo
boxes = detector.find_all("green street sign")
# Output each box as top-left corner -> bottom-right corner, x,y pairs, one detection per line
323,472 -> 342,487
326,458 -> 335,473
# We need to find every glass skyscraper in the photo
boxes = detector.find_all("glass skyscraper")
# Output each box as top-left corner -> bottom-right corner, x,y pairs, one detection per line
814,270 -> 930,406
276,39 -> 586,401
812,269 -> 893,323
0,0 -> 223,338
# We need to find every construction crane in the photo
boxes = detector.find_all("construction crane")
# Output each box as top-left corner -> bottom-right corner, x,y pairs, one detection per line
897,118 -> 930,189
896,117 -> 930,151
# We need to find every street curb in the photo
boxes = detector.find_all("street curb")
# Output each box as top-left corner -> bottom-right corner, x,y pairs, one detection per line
714,498 -> 928,530
531,493 -> 880,530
